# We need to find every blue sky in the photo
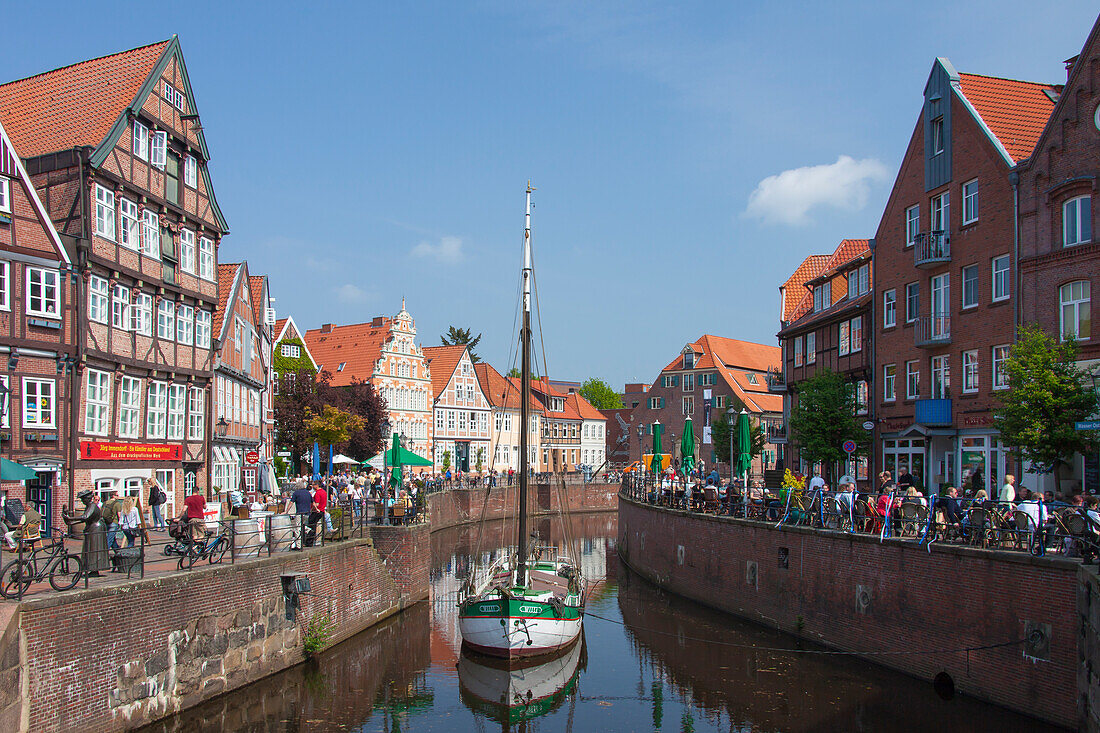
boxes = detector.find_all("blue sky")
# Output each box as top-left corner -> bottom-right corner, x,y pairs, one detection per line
4,1 -> 1097,387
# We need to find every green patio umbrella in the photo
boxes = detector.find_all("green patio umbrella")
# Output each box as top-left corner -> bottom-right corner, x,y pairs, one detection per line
388,432 -> 402,489
650,421 -> 663,475
680,417 -> 695,478
0,457 -> 37,481
734,410 -> 752,480
384,445 -> 432,467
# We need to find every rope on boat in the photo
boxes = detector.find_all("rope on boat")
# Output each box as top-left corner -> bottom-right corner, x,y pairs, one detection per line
581,610 -> 1028,657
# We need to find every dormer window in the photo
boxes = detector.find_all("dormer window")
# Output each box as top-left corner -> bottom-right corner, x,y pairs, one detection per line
683,351 -> 695,369
338,362 -> 346,372
846,264 -> 869,298
813,282 -> 831,312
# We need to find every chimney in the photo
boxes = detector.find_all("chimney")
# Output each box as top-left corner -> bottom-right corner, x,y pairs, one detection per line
320,323 -> 333,334
371,316 -> 384,327
1065,54 -> 1079,81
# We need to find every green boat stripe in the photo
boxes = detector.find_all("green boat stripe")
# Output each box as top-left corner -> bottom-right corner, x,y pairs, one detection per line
461,598 -> 582,621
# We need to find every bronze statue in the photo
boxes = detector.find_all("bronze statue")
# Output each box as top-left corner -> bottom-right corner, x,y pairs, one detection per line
62,490 -> 108,575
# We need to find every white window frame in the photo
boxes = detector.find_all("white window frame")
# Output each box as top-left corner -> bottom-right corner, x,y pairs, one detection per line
26,267 -> 60,318
931,116 -> 944,155
931,191 -> 949,235
1060,280 -> 1091,341
132,121 -> 149,161
883,289 -> 896,328
992,345 -> 1010,390
119,198 -> 140,250
0,260 -> 8,312
131,292 -> 153,336
196,310 -> 211,349
88,275 -> 108,323
167,384 -> 186,440
962,179 -> 979,224
1064,196 -> 1093,247
850,316 -> 862,353
184,155 -> 197,188
682,396 -> 694,415
793,335 -> 803,367
0,375 -> 9,428
150,131 -> 167,169
119,376 -> 141,438
176,305 -> 194,345
84,370 -> 111,436
883,364 -> 896,402
199,237 -> 214,280
188,387 -> 204,441
962,350 -> 979,394
23,378 -> 56,428
94,184 -> 116,240
112,284 -> 130,330
142,209 -> 160,258
147,382 -> 168,439
806,332 -> 816,364
905,282 -> 919,323
961,264 -> 979,309
157,299 -> 175,341
906,360 -> 919,400
838,321 -> 850,356
905,205 -> 919,247
179,229 -> 195,274
992,254 -> 1010,302
931,355 -> 950,399
0,178 -> 10,214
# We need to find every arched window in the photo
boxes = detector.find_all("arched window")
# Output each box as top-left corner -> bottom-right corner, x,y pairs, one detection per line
1060,280 -> 1091,340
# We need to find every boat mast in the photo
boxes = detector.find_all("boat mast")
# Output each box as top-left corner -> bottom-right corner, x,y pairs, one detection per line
517,182 -> 534,588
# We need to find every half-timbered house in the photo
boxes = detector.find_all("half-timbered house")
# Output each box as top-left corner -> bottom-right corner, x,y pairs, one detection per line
424,345 -> 490,472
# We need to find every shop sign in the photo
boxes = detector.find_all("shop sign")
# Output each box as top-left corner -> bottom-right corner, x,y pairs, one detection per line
245,451 -> 260,465
80,441 -> 182,461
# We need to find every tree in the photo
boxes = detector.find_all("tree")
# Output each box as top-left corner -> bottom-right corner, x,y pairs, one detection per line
475,447 -> 484,473
305,404 -> 365,447
274,367 -> 326,474
442,450 -> 451,473
711,405 -> 765,465
507,367 -> 521,379
994,325 -> 1098,484
579,378 -> 624,410
441,326 -> 482,362
789,369 -> 870,482
333,378 -> 387,461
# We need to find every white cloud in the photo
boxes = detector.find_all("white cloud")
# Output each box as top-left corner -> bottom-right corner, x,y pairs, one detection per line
336,284 -> 369,305
744,155 -> 890,226
411,235 -> 464,263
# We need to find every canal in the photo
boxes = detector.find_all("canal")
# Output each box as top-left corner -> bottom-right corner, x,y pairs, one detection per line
144,513 -> 1056,732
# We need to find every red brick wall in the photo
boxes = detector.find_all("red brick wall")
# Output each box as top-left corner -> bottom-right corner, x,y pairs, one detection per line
618,496 -> 1077,728
9,537 -> 427,733
426,479 -> 618,531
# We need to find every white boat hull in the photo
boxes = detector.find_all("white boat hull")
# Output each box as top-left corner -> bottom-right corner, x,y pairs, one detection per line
459,608 -> 581,659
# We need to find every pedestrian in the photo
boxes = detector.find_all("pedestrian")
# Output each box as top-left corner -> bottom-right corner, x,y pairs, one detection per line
999,474 -> 1016,504
146,477 -> 167,529
182,487 -> 207,542
101,491 -> 123,550
808,467 -> 825,492
120,497 -> 141,547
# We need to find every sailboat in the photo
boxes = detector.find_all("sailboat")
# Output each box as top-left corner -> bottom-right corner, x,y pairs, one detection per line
457,184 -> 585,659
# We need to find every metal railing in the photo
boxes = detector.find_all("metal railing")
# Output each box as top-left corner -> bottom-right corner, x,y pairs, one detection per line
766,367 -> 786,391
913,230 -> 950,267
914,313 -> 951,346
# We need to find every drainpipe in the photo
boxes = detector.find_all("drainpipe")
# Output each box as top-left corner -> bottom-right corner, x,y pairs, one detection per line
68,147 -> 91,512
1010,170 -> 1020,341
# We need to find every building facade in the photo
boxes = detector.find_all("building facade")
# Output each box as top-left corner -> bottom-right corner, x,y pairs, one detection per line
873,58 -> 1054,495
1017,18 -> 1100,493
303,303 -> 433,461
0,121 -> 78,528
474,362 -> 542,472
776,239 -> 874,486
0,38 -> 228,512
424,345 -> 490,472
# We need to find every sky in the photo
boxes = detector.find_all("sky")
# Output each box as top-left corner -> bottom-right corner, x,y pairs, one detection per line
3,1 -> 1097,388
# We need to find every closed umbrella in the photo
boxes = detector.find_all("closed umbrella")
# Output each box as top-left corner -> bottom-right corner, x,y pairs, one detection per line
311,442 -> 321,481
734,410 -> 752,508
389,433 -> 402,489
328,444 -> 334,478
680,417 -> 695,479
650,421 -> 663,477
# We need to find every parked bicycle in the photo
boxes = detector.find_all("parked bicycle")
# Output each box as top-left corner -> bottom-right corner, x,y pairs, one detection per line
0,527 -> 87,598
177,525 -> 230,570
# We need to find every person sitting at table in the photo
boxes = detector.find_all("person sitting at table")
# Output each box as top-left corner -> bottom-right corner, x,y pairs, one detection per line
682,482 -> 693,511
835,477 -> 856,516
939,486 -> 965,533
903,486 -> 927,507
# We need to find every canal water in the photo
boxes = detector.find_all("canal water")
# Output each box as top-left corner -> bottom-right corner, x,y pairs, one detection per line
145,513 -> 1057,732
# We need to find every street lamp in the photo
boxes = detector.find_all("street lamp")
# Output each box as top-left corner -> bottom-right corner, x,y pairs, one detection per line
0,380 -> 9,483
726,409 -> 737,483
215,417 -> 229,438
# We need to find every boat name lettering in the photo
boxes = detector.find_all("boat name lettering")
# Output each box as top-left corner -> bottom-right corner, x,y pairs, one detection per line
518,605 -> 544,614
480,604 -> 500,613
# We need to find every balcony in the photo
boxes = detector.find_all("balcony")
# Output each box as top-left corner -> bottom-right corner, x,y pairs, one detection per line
764,422 -> 787,444
914,313 -> 951,348
766,367 -> 786,392
915,398 -> 952,426
913,230 -> 950,268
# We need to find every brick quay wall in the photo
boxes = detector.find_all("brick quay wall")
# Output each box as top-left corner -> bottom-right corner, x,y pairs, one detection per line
426,478 -> 619,531
0,525 -> 428,733
617,493 -> 1078,730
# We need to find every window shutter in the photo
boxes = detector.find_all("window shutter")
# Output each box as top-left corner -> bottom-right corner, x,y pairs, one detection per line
660,397 -> 665,408
672,375 -> 679,386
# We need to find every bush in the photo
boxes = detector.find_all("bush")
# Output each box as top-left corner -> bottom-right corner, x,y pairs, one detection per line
304,613 -> 335,658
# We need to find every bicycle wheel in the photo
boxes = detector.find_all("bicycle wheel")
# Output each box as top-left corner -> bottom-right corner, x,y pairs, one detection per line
208,536 -> 229,565
49,553 -> 84,592
0,559 -> 33,599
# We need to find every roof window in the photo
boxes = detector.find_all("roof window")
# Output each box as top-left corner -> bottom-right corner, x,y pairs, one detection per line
338,362 -> 346,372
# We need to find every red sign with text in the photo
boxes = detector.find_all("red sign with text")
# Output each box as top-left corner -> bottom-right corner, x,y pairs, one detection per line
245,451 -> 260,465
80,441 -> 182,461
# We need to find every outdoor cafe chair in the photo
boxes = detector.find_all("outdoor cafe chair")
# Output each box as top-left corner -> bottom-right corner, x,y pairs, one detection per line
853,499 -> 879,534
1057,509 -> 1099,561
1007,510 -> 1038,551
821,496 -> 844,530
898,502 -> 923,537
965,507 -> 992,548
703,487 -> 719,514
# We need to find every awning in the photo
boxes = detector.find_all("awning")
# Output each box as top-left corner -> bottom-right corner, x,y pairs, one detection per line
212,446 -> 242,465
1,458 -> 39,481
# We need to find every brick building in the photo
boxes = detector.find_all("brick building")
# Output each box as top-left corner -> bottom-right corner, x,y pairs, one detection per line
474,362 -> 543,472
629,335 -> 782,477
0,38 -> 228,512
211,262 -> 273,499
1018,17 -> 1100,493
424,345 -> 489,472
0,121 -> 78,527
873,58 -> 1054,494
776,239 -> 874,486
303,302 -> 433,461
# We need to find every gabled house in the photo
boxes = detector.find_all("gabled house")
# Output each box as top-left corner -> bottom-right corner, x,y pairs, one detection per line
526,378 -> 584,473
273,316 -> 318,382
0,119 -> 77,527
424,345 -> 489,472
0,37 -> 229,511
474,362 -> 543,472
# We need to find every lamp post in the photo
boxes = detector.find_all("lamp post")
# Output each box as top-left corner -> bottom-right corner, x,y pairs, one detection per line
0,380 -> 9,488
214,418 -> 229,501
726,409 -> 736,483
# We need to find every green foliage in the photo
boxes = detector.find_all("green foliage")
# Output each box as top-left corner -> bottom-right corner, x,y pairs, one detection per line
440,326 -> 482,362
273,336 -> 316,376
475,447 -> 484,472
305,404 -> 365,446
442,450 -> 451,472
710,404 -> 765,464
507,367 -> 521,378
304,613 -> 335,658
993,325 -> 1098,476
579,377 -> 624,410
789,369 -> 869,480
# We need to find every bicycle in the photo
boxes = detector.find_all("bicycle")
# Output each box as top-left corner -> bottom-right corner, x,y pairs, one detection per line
177,525 -> 230,570
0,527 -> 87,598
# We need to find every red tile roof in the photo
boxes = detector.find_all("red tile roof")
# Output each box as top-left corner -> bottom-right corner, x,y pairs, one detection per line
422,345 -> 467,401
782,255 -> 829,323
566,392 -> 605,421
274,318 -> 289,340
783,239 -> 871,322
248,276 -> 266,332
524,378 -> 583,420
303,320 -> 393,386
0,40 -> 169,157
213,262 -> 240,338
957,73 -> 1057,163
659,335 -> 782,414
474,363 -> 543,413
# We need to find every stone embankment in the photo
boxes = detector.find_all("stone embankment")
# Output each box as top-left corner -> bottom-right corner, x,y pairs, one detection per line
617,492 -> 1079,730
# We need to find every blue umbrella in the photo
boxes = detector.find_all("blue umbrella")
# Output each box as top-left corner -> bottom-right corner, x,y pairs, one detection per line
328,444 -> 334,478
312,442 -> 321,481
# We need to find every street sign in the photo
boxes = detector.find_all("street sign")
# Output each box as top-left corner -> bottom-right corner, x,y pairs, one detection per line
861,420 -> 875,431
842,440 -> 857,454
1076,421 -> 1100,431
276,450 -> 292,458
245,451 -> 260,465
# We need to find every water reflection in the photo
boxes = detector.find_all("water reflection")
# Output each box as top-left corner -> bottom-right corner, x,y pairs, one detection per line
143,513 -> 1058,732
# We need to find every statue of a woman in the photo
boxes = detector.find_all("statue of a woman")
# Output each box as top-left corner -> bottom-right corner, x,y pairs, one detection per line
62,490 -> 108,575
